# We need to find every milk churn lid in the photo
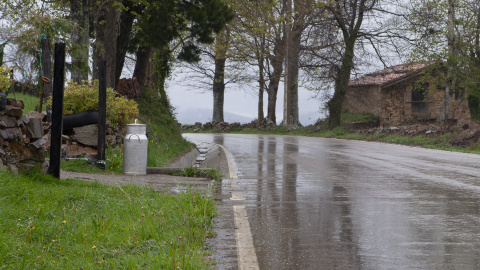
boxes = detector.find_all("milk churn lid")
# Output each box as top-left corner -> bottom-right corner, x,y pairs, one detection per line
126,119 -> 146,134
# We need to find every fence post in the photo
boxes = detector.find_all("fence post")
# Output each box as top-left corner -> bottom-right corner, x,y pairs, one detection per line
47,43 -> 65,178
97,60 -> 107,169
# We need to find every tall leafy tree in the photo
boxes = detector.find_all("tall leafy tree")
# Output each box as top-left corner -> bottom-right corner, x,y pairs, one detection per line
325,0 -> 377,128
70,0 -> 90,83
407,0 -> 480,121
131,0 -> 234,99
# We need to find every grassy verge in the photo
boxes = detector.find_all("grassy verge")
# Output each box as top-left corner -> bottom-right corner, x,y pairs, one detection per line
7,92 -> 43,113
136,96 -> 194,167
0,169 -> 217,269
169,167 -> 224,181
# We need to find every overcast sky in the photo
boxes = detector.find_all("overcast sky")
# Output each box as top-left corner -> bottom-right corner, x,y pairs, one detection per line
166,75 -> 327,125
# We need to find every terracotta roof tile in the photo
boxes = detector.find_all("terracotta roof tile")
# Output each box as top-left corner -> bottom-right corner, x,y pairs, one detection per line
349,62 -> 434,87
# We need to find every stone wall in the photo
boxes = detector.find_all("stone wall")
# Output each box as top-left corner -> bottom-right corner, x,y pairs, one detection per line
344,85 -> 382,116
381,83 -> 407,126
0,98 -> 48,174
62,124 -> 124,160
347,75 -> 472,127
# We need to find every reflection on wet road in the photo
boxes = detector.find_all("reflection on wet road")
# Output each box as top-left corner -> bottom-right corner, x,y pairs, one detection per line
184,134 -> 480,270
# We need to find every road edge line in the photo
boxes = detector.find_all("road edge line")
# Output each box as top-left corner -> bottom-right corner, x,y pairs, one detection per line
233,205 -> 259,270
218,144 -> 238,179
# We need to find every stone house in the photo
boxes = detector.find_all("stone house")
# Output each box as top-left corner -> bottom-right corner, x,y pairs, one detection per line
344,62 -> 470,126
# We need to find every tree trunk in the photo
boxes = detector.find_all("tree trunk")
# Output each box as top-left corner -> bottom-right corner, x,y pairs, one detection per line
115,0 -> 142,88
266,35 -> 285,124
93,0 -> 120,89
212,30 -> 229,123
284,24 -> 302,126
256,37 -> 266,123
288,29 -> 301,126
70,0 -> 90,83
437,0 -> 456,123
133,46 -> 154,91
283,0 -> 292,126
212,57 -> 226,122
328,39 -> 355,128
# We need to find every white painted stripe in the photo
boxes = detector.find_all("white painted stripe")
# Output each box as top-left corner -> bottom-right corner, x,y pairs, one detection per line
218,144 -> 238,179
233,205 -> 259,270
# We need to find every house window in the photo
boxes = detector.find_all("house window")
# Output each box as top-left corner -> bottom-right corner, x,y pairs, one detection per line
412,83 -> 428,113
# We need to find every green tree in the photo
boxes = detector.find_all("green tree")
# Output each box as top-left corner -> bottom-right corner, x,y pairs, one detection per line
325,0 -> 378,128
407,0 -> 480,121
131,0 -> 234,99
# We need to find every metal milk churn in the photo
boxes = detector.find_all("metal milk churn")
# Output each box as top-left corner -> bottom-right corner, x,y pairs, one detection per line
123,120 -> 148,175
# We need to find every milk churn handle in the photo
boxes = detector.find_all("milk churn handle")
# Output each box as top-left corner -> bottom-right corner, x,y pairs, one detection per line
127,134 -> 141,143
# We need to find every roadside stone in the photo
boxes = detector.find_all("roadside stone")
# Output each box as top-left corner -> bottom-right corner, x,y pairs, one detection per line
63,144 -> 97,159
4,142 -> 33,163
4,105 -> 23,117
15,100 -> 24,109
28,139 -> 47,161
71,124 -> 98,147
1,115 -> 18,128
6,98 -> 16,106
27,117 -> 44,139
22,115 -> 29,125
28,111 -> 46,121
16,161 -> 37,172
453,129 -> 480,146
40,132 -> 51,148
0,127 -> 23,140
8,164 -> 18,175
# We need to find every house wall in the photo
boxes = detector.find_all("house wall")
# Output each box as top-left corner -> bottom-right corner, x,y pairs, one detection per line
381,83 -> 407,126
347,75 -> 471,127
343,85 -> 382,116
382,78 -> 444,126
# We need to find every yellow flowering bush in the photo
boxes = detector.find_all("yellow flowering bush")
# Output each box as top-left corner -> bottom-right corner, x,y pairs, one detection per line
0,65 -> 12,92
48,80 -> 139,128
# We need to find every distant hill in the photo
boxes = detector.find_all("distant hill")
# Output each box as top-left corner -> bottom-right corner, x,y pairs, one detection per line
300,111 -> 324,126
174,107 -> 324,126
174,108 -> 254,124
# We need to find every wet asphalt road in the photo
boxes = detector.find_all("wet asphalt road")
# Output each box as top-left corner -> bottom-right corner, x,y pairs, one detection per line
184,133 -> 480,270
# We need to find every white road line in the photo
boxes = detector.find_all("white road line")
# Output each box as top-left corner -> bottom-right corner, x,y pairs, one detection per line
233,205 -> 260,270
218,144 -> 238,179
218,143 -> 259,269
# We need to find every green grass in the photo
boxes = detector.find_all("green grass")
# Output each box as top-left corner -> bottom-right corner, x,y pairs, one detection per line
341,112 -> 379,123
0,169 -> 217,269
7,92 -> 43,114
60,146 -> 124,174
136,95 -> 194,167
169,167 -> 224,181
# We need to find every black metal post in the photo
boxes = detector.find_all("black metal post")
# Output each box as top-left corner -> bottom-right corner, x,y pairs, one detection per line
97,60 -> 107,169
47,43 -> 65,178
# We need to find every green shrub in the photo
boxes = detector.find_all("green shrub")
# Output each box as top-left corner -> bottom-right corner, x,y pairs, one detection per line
48,80 -> 139,128
0,65 -> 12,92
